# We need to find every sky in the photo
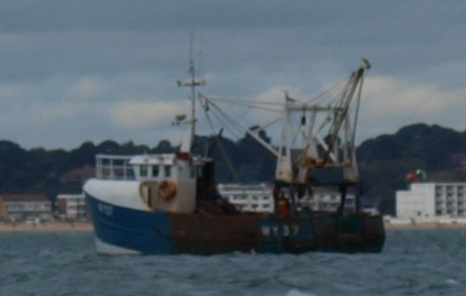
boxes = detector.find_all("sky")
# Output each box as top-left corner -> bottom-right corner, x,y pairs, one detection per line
0,1 -> 465,150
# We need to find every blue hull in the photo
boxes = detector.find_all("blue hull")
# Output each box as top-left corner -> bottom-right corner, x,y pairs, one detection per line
86,193 -> 385,255
86,193 -> 172,254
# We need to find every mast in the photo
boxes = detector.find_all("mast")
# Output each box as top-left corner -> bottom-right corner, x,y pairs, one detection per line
177,34 -> 206,153
275,59 -> 370,184
315,59 -> 369,182
199,59 -> 370,184
275,96 -> 293,183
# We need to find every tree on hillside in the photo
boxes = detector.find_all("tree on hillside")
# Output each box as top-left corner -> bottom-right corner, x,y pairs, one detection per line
150,139 -> 177,154
0,122 -> 464,216
69,141 -> 95,168
96,140 -> 120,154
357,123 -> 466,215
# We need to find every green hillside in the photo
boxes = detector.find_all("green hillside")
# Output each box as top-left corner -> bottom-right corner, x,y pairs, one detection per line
0,123 -> 464,215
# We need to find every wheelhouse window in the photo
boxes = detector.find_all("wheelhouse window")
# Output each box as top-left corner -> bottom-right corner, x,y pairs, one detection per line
164,165 -> 172,177
152,165 -> 160,178
140,165 -> 148,177
126,168 -> 135,179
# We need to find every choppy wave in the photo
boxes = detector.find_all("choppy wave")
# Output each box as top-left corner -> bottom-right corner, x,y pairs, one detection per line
286,289 -> 318,296
0,230 -> 465,295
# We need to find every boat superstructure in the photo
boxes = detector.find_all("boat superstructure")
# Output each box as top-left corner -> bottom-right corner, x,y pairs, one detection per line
84,58 -> 385,255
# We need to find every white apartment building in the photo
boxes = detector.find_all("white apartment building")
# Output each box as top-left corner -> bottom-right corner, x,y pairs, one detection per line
57,193 -> 88,220
396,182 -> 466,219
299,187 -> 355,212
218,183 -> 274,213
218,184 -> 356,213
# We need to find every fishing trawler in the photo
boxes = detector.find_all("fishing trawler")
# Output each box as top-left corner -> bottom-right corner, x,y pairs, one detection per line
84,58 -> 385,255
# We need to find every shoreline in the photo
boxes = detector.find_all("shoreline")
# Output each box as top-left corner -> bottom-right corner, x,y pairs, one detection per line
0,221 -> 93,233
384,221 -> 466,230
1,220 -> 466,233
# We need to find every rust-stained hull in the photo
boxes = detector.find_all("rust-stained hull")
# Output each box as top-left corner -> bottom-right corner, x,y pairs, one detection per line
86,192 -> 385,255
170,213 -> 385,254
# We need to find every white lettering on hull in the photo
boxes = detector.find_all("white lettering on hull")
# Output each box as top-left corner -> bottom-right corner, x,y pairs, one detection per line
261,224 -> 300,237
98,203 -> 113,216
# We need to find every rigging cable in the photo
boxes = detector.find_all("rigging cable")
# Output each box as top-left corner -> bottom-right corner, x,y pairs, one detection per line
200,96 -> 245,185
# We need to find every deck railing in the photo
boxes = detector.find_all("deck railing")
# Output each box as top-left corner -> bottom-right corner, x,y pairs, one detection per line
95,154 -> 135,180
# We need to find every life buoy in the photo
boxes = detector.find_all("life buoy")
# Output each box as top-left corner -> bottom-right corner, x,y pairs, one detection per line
158,179 -> 177,200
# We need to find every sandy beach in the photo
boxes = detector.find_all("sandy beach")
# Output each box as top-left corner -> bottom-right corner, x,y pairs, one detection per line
384,221 -> 466,230
382,216 -> 466,230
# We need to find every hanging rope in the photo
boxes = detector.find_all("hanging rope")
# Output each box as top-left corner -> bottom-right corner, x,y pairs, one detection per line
200,95 -> 244,185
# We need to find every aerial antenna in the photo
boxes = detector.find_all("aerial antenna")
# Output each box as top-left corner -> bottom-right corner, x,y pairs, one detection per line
177,31 -> 207,152
188,30 -> 194,76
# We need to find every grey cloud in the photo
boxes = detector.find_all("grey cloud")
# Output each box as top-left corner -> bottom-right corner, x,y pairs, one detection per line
0,1 -> 465,148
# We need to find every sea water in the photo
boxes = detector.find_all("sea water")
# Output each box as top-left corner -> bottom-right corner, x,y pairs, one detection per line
0,229 -> 465,296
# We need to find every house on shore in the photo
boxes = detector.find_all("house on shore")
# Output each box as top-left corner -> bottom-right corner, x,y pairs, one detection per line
0,194 -> 53,222
56,193 -> 87,221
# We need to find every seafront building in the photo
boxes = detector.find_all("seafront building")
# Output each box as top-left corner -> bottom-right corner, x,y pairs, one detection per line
218,183 -> 356,213
299,187 -> 355,212
0,194 -> 53,222
396,182 -> 466,219
218,183 -> 274,213
56,193 -> 88,220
